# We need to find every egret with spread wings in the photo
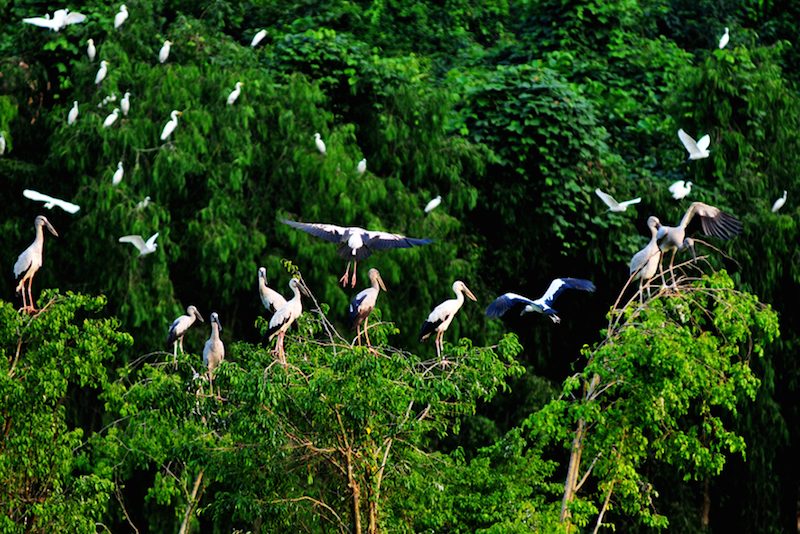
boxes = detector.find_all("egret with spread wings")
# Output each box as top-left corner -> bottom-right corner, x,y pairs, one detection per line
595,188 -> 641,212
119,232 -> 159,256
23,190 -> 80,214
486,278 -> 596,324
678,129 -> 710,161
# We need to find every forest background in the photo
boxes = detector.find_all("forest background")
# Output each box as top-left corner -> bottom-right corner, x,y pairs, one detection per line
0,0 -> 798,532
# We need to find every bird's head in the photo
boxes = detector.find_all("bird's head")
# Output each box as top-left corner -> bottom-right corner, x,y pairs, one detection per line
188,305 -> 204,322
258,267 -> 268,282
35,215 -> 58,237
290,277 -> 311,297
647,215 -> 661,230
453,280 -> 477,302
368,268 -> 387,292
210,312 -> 221,331
87,38 -> 93,44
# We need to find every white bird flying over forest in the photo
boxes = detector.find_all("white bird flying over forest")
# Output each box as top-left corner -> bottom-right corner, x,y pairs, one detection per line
23,9 -> 86,31
112,161 -> 124,185
424,195 -> 442,213
718,27 -> 730,49
114,5 -> 128,29
160,110 -> 181,140
678,129 -> 710,161
251,29 -> 266,47
23,190 -> 80,214
227,82 -> 243,105
87,38 -> 96,60
68,101 -> 79,125
119,232 -> 159,256
95,60 -> 109,84
165,305 -> 204,363
349,268 -> 387,351
159,40 -> 172,63
594,188 -> 642,212
771,190 -> 787,213
669,180 -> 693,200
263,278 -> 309,365
280,219 -> 433,287
419,280 -> 476,360
14,216 -> 58,313
485,278 -> 596,324
314,132 -> 326,155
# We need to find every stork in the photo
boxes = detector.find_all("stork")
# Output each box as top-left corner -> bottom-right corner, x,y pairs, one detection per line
419,281 -> 476,360
486,278 -> 595,324
165,305 -> 204,366
280,219 -> 432,287
203,312 -> 224,397
349,268 -> 387,352
263,278 -> 309,365
14,216 -> 58,313
629,216 -> 662,300
595,188 -> 641,212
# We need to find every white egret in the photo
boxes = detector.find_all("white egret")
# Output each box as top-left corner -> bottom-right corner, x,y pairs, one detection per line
314,132 -> 326,155
166,305 -> 204,363
67,101 -> 79,125
102,108 -> 120,128
14,216 -> 58,313
771,191 -> 787,213
87,38 -> 96,60
159,40 -> 172,63
424,195 -> 442,213
120,92 -> 131,116
357,158 -> 367,175
718,27 -> 729,49
264,278 -> 309,365
112,161 -> 124,185
251,29 -> 266,47
114,5 -> 128,29
160,110 -> 181,140
23,9 -> 85,31
669,180 -> 693,200
280,219 -> 433,287
94,60 -> 109,84
0,132 -> 5,155
23,190 -> 80,214
98,93 -> 117,107
119,232 -> 159,256
486,278 -> 596,324
594,188 -> 641,212
419,281 -> 477,360
136,196 -> 151,209
226,82 -> 243,105
677,128 -> 710,161
203,312 -> 225,396
349,268 -> 387,351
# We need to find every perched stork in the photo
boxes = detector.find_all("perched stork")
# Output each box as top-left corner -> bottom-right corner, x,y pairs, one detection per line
158,40 -> 172,63
419,280 -> 476,360
349,268 -> 387,351
23,190 -> 80,214
629,216 -> 662,300
772,190 -> 787,213
677,129 -> 710,161
257,267 -> 287,314
227,82 -> 243,105
14,216 -> 58,313
657,201 -> 743,285
165,305 -> 204,365
486,278 -> 595,324
264,278 -> 309,364
280,219 -> 433,287
160,110 -> 181,140
669,180 -> 693,200
203,312 -> 224,397
595,188 -> 641,212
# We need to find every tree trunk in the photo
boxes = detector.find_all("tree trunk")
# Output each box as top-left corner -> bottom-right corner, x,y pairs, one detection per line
701,477 -> 710,530
560,417 -> 586,525
177,470 -> 204,534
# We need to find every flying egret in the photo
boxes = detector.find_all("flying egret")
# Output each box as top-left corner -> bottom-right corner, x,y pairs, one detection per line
419,281 -> 476,360
251,29 -> 266,47
264,278 -> 309,365
87,38 -> 96,61
349,268 -> 387,351
629,216 -> 662,300
203,312 -> 225,396
165,305 -> 204,364
657,202 -> 743,286
159,40 -> 172,63
114,5 -> 128,29
112,161 -> 124,185
67,101 -> 79,125
23,190 -> 80,214
0,132 -> 5,155
357,158 -> 367,175
14,216 -> 58,313
120,92 -> 131,116
669,180 -> 693,200
102,108 -> 120,128
119,232 -> 159,256
226,82 -> 243,105
771,190 -> 787,213
677,129 -> 710,161
718,27 -> 729,49
23,9 -> 85,31
280,219 -> 433,287
486,278 -> 596,324
95,60 -> 109,84
595,188 -> 641,212
314,132 -> 326,155
160,110 -> 181,140
136,196 -> 151,209
424,195 -> 442,213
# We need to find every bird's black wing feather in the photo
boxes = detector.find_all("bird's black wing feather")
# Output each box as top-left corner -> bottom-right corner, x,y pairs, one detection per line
419,319 -> 442,342
280,219 -> 345,244
486,293 -> 534,319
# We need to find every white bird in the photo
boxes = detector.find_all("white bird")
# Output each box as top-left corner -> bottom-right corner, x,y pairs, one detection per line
23,9 -> 86,31
486,278 -> 596,324
119,232 -> 159,256
251,29 -> 266,47
771,190 -> 787,213
718,27 -> 729,49
22,13 -> 55,30
349,268 -> 387,351
595,188 -> 641,212
314,132 -> 326,155
114,5 -> 128,29
112,161 -> 124,185
95,60 -> 109,84
165,305 -> 204,362
357,158 -> 367,175
98,93 -> 117,108
136,196 -> 151,209
258,267 -> 288,314
669,180 -> 693,200
424,195 -> 442,213
14,216 -> 58,313
159,40 -> 172,63
629,216 -> 662,299
226,82 -> 243,105
419,281 -> 477,360
67,101 -> 79,125
264,278 -> 309,365
87,38 -> 96,61
160,110 -> 181,140
0,132 -> 5,156
120,92 -> 131,116
23,190 -> 80,214
657,202 -> 743,286
280,219 -> 433,287
102,108 -> 120,128
203,312 -> 225,396
677,129 -> 710,161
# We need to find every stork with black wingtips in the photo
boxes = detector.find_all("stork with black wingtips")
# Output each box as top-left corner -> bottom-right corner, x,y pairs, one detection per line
420,280 -> 476,360
629,216 -> 662,300
203,312 -> 224,397
263,278 -> 309,365
166,305 -> 204,367
14,216 -> 58,313
349,268 -> 387,352
486,278 -> 596,324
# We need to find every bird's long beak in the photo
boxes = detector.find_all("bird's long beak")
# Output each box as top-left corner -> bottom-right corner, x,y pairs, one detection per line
214,315 -> 222,331
197,311 -> 205,322
377,273 -> 387,292
298,280 -> 311,297
45,219 -> 58,237
465,287 -> 477,302
685,238 -> 697,262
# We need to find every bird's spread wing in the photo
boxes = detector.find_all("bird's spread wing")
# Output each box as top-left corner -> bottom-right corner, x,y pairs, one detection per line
594,189 -> 620,210
365,231 -> 432,250
537,278 -> 596,308
23,190 -> 80,213
620,197 -> 642,208
677,129 -> 699,155
668,180 -> 684,194
696,134 -> 711,152
280,219 -> 347,244
23,17 -> 57,29
685,202 -> 743,240
145,233 -> 160,248
119,235 -> 146,252
485,293 -> 535,319
64,12 -> 86,25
